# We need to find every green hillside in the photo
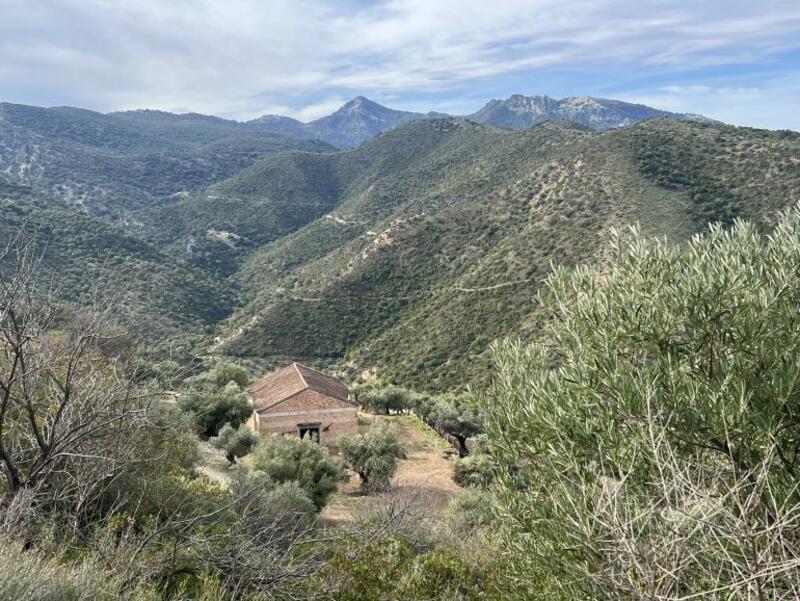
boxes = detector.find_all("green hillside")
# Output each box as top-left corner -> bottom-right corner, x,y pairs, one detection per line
0,103 -> 332,220
207,119 -> 800,390
3,112 -> 798,388
0,195 -> 232,358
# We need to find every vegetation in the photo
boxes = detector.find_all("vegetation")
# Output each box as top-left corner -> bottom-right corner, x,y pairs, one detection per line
431,396 -> 483,456
339,422 -> 405,492
356,384 -> 411,415
248,434 -> 347,509
484,208 -> 800,599
4,115 -> 800,391
210,423 -> 260,465
0,102 -> 331,219
216,119 -> 800,391
180,380 -> 252,437
4,105 -> 800,599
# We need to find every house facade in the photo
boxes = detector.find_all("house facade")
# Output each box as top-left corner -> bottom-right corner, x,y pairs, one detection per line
249,362 -> 357,446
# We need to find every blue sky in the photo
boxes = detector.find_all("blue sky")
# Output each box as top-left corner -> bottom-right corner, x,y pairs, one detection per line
1,0 -> 799,129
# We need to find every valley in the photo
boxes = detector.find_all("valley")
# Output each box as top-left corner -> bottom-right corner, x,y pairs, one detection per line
2,98 -> 799,387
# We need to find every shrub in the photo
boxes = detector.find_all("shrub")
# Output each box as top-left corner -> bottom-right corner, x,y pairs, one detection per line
339,422 -> 405,493
205,360 -> 250,389
0,543 -> 154,601
446,489 -> 495,536
484,209 -> 800,599
179,381 -> 252,437
248,435 -> 347,509
451,453 -> 494,488
209,423 -> 259,464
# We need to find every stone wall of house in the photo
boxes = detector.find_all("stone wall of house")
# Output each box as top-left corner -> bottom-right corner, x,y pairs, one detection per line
254,389 -> 358,447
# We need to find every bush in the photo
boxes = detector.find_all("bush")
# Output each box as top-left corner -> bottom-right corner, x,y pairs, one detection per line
179,381 -> 252,437
484,209 -> 800,599
446,489 -> 496,536
0,543 -> 155,601
451,452 -> 494,488
205,360 -> 250,389
339,422 -> 405,493
248,435 -> 347,509
209,423 -> 259,464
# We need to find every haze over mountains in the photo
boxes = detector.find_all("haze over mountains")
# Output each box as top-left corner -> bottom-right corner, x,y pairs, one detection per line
1,93 -> 797,388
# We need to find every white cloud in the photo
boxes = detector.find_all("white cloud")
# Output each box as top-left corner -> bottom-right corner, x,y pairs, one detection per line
618,74 -> 800,130
0,0 -> 799,122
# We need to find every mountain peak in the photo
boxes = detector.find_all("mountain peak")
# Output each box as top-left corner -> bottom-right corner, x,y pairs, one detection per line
468,94 -> 714,130
338,96 -> 384,113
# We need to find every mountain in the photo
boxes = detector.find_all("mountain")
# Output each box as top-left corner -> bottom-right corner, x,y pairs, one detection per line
248,96 -> 433,148
246,94 -> 716,149
0,103 -> 333,220
2,98 -> 796,388
0,192 -> 233,358
158,118 -> 797,390
466,94 -> 714,130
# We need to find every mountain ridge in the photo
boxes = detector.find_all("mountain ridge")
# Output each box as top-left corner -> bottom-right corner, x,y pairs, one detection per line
244,94 -> 717,148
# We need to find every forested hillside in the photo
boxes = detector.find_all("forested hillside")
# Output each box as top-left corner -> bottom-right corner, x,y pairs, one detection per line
2,108 -> 799,388
0,103 -> 332,219
203,119 -> 800,389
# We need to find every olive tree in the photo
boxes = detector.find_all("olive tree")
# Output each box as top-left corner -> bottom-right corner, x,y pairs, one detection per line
339,422 -> 405,493
484,210 -> 800,600
179,381 -> 252,437
210,423 -> 259,465
432,396 -> 483,457
248,435 -> 346,509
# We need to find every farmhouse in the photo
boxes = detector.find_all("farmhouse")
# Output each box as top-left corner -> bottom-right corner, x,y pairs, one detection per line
249,362 -> 357,446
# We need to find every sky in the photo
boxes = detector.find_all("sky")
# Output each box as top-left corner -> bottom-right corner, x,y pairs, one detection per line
1,0 -> 799,130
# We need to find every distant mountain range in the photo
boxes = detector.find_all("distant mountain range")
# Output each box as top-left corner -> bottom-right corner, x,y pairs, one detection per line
246,94 -> 716,148
247,96 -> 447,149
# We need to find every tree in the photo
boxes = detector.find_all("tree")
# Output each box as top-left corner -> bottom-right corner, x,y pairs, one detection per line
409,392 -> 437,422
206,360 -> 250,389
210,423 -> 259,465
357,385 -> 410,415
484,210 -> 800,599
339,422 -> 405,493
179,380 -> 252,437
432,396 -> 483,456
0,236 -> 196,541
248,435 -> 346,509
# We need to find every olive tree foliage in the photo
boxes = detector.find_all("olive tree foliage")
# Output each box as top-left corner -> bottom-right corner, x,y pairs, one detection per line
179,380 -> 252,437
483,211 -> 800,600
356,384 -> 411,415
196,360 -> 250,390
431,396 -> 483,457
339,421 -> 405,493
248,434 -> 347,509
209,423 -> 259,465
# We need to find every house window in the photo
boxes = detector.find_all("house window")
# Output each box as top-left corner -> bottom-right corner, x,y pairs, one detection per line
298,423 -> 321,443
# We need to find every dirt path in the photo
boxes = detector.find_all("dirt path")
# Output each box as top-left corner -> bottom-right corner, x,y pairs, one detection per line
197,440 -> 239,486
322,413 -> 462,525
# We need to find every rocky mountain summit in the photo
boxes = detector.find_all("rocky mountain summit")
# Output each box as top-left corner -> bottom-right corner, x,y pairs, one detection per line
247,94 -> 716,148
467,94 -> 714,130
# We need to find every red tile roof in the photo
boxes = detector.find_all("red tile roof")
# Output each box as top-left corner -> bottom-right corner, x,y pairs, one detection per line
250,363 -> 352,412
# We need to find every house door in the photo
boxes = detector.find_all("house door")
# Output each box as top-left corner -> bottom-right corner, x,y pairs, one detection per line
299,423 -> 321,443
